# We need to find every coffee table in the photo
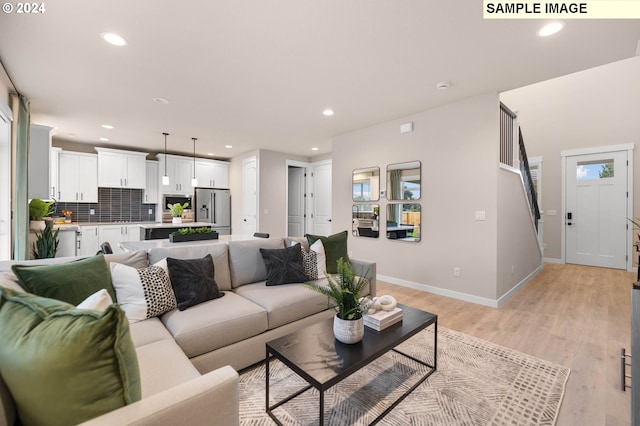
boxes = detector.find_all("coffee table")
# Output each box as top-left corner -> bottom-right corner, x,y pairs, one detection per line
265,304 -> 437,425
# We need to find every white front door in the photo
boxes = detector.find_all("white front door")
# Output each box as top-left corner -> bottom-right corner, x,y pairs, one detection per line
565,150 -> 628,269
242,157 -> 257,236
311,162 -> 332,236
287,166 -> 305,237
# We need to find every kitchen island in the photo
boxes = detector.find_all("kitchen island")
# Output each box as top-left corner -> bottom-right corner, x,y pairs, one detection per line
119,234 -> 257,252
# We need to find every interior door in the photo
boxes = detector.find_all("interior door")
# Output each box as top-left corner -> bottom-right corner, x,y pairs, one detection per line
565,150 -> 628,269
287,166 -> 305,237
311,162 -> 332,236
242,157 -> 257,235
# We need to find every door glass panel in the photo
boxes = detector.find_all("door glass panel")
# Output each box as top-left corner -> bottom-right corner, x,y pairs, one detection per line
576,160 -> 614,180
352,204 -> 379,238
386,204 -> 420,242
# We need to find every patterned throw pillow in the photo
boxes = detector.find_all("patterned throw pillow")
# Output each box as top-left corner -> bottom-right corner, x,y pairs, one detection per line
110,259 -> 177,323
301,247 -> 318,280
260,243 -> 309,286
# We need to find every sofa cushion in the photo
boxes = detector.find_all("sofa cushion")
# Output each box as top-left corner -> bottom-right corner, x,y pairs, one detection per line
135,339 -> 200,398
148,244 -> 232,291
285,236 -> 309,251
104,249 -> 149,269
161,291 -> 268,358
228,238 -> 284,288
260,243 -> 308,286
110,259 -> 177,323
0,271 -> 24,292
167,254 -> 224,310
128,317 -> 174,347
306,231 -> 350,274
233,280 -> 330,329
11,254 -> 116,305
0,288 -> 141,426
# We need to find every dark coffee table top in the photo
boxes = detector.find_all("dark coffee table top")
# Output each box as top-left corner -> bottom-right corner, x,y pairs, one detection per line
266,304 -> 437,390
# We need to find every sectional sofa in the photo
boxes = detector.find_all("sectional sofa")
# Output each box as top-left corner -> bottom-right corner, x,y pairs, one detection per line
0,236 -> 376,426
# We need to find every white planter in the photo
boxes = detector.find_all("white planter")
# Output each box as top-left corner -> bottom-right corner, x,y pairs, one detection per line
29,220 -> 46,230
172,217 -> 182,224
333,315 -> 364,344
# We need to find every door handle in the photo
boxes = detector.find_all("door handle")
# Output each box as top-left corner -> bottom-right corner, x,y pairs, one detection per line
567,212 -> 572,226
328,219 -> 332,222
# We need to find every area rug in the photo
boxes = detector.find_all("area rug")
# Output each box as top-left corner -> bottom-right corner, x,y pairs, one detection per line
239,326 -> 570,426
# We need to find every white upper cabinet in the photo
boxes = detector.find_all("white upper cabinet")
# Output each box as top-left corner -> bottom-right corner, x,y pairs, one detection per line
28,124 -> 53,200
96,148 -> 147,189
58,151 -> 98,202
144,161 -> 159,204
195,159 -> 229,188
158,154 -> 194,195
49,147 -> 61,200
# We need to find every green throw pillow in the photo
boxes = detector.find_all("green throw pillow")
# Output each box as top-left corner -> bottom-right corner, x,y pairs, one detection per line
0,288 -> 141,426
306,230 -> 349,274
11,254 -> 116,305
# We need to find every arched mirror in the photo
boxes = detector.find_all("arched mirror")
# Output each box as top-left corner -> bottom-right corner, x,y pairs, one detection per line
386,203 -> 421,242
386,161 -> 421,201
352,204 -> 380,238
352,167 -> 380,202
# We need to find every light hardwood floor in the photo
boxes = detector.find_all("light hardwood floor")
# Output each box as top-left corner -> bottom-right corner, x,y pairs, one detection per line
377,263 -> 635,426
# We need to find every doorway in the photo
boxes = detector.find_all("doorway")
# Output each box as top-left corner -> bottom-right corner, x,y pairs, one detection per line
285,159 -> 332,237
563,145 -> 633,270
242,157 -> 257,236
287,166 -> 306,237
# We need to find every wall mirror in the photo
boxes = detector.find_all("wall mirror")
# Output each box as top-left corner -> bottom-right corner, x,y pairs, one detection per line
386,204 -> 421,242
352,167 -> 380,202
352,204 -> 380,238
386,161 -> 421,201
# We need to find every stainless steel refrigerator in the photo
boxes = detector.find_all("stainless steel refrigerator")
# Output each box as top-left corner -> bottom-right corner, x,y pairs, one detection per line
194,188 -> 231,235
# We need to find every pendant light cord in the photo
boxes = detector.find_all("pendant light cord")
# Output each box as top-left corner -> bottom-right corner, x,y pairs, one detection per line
163,132 -> 169,175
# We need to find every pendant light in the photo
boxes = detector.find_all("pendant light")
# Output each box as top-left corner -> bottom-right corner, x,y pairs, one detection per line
162,132 -> 170,185
191,137 -> 198,187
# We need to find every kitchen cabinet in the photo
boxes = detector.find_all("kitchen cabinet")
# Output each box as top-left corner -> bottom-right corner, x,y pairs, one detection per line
28,124 -> 53,199
49,147 -> 61,200
98,224 -> 141,254
78,225 -> 100,256
144,161 -> 159,204
158,154 -> 193,195
58,151 -> 98,202
96,148 -> 147,189
195,160 -> 229,188
28,226 -> 77,259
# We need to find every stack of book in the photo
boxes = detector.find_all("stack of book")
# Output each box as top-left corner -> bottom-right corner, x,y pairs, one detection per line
364,307 -> 403,331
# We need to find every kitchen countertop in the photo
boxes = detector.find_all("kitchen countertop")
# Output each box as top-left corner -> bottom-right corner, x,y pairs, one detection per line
137,222 -> 215,229
33,221 -> 215,232
119,234 -> 256,252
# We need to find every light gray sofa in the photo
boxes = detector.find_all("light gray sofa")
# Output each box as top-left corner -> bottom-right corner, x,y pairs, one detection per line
0,236 -> 376,426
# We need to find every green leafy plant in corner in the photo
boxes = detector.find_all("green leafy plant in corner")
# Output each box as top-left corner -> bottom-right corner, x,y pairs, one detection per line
305,258 -> 369,320
170,227 -> 216,236
32,220 -> 59,259
29,199 -> 54,220
167,202 -> 189,218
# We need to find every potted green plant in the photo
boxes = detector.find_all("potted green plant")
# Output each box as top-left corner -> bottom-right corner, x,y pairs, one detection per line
169,227 -> 219,243
32,220 -> 60,259
305,258 -> 369,344
29,198 -> 54,230
168,202 -> 189,224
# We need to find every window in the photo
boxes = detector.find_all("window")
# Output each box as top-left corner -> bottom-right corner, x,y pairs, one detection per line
577,160 -> 614,180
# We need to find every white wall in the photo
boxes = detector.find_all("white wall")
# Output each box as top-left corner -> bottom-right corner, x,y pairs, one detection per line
332,92 -> 502,302
501,56 -> 640,261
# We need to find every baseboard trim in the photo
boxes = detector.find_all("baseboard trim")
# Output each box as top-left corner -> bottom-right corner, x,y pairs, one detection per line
496,264 -> 543,307
544,257 -> 564,264
376,274 -> 500,308
378,265 -> 543,309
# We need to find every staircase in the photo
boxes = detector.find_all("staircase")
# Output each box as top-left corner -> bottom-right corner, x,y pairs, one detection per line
499,102 -> 541,232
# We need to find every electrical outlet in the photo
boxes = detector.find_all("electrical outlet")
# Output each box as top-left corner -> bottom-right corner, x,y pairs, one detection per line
89,209 -> 95,215
454,267 -> 461,277
148,209 -> 153,215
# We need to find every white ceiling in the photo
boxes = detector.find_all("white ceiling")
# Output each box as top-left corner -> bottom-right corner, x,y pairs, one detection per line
0,1 -> 638,159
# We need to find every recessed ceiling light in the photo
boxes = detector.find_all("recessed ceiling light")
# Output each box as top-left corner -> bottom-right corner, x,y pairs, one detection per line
436,81 -> 450,90
101,124 -> 114,129
224,145 -> 233,149
153,97 -> 170,104
99,137 -> 109,142
322,109 -> 334,116
207,152 -> 214,156
312,147 -> 319,151
537,21 -> 565,37
100,32 -> 127,46
67,133 -> 76,137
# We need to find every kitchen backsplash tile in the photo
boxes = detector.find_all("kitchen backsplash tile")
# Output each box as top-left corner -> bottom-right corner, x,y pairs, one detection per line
55,188 -> 156,223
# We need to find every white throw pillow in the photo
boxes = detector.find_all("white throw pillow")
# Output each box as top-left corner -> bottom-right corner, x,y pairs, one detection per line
76,289 -> 113,312
310,239 -> 327,280
110,259 -> 177,323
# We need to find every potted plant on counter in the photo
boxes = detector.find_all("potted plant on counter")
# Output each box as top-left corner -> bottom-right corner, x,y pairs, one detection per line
32,220 -> 60,259
29,198 -> 54,230
305,258 -> 369,344
168,202 -> 189,224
